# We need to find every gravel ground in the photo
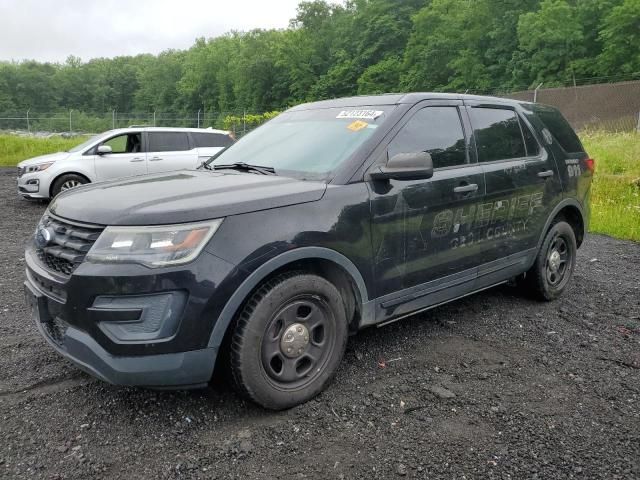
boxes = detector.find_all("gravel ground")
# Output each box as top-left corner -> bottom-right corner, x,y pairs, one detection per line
0,167 -> 639,479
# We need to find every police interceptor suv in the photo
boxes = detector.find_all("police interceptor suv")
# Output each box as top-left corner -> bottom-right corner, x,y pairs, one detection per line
24,94 -> 593,410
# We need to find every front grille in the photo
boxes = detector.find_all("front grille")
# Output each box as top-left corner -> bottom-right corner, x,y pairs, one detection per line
17,166 -> 25,178
36,215 -> 104,276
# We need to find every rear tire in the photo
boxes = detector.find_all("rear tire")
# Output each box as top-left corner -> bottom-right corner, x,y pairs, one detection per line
230,272 -> 348,410
51,174 -> 88,198
522,220 -> 577,301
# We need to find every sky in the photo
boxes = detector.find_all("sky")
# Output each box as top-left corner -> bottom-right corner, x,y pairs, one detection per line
0,0 -> 311,63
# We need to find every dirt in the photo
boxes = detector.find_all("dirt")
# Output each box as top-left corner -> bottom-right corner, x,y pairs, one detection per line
0,167 -> 639,479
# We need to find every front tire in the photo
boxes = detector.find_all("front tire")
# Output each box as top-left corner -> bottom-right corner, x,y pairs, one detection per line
523,220 -> 577,301
51,174 -> 88,198
230,272 -> 348,410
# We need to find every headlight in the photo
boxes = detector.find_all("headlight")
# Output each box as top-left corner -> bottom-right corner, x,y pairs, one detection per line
25,162 -> 55,173
86,219 -> 223,268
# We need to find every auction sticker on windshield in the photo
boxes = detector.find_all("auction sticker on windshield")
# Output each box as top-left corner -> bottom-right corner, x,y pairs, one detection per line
346,120 -> 369,132
336,110 -> 384,120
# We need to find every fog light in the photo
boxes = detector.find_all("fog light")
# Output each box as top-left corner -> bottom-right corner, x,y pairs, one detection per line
90,291 -> 186,342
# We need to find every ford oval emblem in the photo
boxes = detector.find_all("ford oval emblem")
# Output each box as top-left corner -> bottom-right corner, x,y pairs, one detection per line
35,227 -> 53,248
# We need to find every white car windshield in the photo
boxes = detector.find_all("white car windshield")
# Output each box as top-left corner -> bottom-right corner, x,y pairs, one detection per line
207,106 -> 395,180
67,132 -> 112,153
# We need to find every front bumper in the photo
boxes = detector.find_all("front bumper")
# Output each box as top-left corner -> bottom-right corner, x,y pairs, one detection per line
27,280 -> 215,388
24,242 -> 236,388
17,172 -> 50,199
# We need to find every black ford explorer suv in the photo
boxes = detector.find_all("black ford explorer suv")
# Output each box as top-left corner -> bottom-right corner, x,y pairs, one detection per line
25,93 -> 593,410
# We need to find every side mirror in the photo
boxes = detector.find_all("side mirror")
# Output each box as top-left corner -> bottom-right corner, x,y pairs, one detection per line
369,152 -> 434,181
97,145 -> 112,155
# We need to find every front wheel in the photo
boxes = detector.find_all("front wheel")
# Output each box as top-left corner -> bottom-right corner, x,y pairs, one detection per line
51,174 -> 88,198
230,272 -> 348,410
523,220 -> 577,301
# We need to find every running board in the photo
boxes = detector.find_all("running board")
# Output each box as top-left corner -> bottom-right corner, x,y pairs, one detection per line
376,281 -> 508,328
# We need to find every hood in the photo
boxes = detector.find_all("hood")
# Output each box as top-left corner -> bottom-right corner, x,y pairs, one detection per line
49,170 -> 327,226
18,151 -> 71,167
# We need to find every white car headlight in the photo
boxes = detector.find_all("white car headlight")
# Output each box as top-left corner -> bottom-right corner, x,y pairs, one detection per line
25,162 -> 55,173
86,219 -> 223,268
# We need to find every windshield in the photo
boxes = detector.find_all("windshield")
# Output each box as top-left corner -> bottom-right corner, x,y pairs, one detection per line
67,132 -> 111,153
207,106 -> 395,180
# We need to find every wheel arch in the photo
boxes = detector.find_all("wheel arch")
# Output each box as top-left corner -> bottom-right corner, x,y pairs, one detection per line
49,171 -> 92,197
537,199 -> 586,250
207,247 -> 372,352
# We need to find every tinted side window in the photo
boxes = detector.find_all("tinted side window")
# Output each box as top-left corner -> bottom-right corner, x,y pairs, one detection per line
148,132 -> 190,152
388,106 -> 467,169
533,106 -> 583,153
470,108 -> 526,162
192,132 -> 233,148
520,118 -> 540,156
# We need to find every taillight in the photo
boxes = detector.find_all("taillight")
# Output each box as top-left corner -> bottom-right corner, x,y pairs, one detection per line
585,158 -> 595,173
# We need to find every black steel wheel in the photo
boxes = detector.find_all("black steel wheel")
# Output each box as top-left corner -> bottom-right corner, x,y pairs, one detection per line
523,220 -> 577,301
230,272 -> 348,410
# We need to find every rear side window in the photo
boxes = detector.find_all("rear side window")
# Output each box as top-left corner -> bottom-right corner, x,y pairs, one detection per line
192,132 -> 234,148
520,119 -> 540,156
470,108 -> 526,162
388,106 -> 467,169
148,132 -> 190,152
533,106 -> 583,153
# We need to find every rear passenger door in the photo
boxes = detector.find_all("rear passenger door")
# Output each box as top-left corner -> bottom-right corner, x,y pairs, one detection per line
146,131 -> 198,174
465,103 -> 563,283
369,102 -> 486,320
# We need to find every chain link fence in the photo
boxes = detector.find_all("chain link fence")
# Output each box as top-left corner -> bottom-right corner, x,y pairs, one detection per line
1,79 -> 639,137
0,110 -> 270,137
503,80 -> 640,132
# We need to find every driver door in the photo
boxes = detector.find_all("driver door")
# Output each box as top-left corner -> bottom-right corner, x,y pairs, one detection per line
94,131 -> 147,181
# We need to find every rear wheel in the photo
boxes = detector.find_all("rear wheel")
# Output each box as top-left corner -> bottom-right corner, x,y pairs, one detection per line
522,220 -> 577,301
230,272 -> 348,410
51,174 -> 88,198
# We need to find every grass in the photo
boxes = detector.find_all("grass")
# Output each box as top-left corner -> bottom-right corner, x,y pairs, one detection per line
0,132 -> 638,241
0,134 -> 86,167
581,131 -> 640,242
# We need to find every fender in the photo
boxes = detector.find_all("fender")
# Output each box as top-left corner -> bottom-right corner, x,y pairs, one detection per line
533,198 -> 586,260
206,246 -> 372,351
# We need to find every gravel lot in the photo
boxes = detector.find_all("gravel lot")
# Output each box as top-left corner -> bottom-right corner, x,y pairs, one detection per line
0,166 -> 639,479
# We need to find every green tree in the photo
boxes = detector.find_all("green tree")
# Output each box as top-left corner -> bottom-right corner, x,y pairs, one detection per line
597,0 -> 640,75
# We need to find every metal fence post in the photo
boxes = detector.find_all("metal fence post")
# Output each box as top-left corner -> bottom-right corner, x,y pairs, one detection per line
197,109 -> 201,128
243,110 -> 246,136
637,110 -> 640,132
533,83 -> 543,103
26,109 -> 30,133
112,109 -> 116,129
69,109 -> 72,132
153,110 -> 156,126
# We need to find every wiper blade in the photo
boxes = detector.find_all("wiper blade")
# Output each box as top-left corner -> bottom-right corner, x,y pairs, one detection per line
212,162 -> 276,175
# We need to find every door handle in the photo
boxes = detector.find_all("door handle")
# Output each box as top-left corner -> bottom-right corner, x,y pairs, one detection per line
453,183 -> 478,194
130,157 -> 144,163
538,170 -> 554,178
149,157 -> 163,161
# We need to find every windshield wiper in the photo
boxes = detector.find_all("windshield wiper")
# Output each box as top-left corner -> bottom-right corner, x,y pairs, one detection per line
212,162 -> 276,175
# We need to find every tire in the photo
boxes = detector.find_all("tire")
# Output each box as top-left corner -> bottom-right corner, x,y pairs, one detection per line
230,272 -> 348,410
51,174 -> 88,198
522,220 -> 577,301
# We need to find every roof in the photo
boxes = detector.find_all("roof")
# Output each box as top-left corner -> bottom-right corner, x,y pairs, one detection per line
288,92 -> 529,111
105,126 -> 230,135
